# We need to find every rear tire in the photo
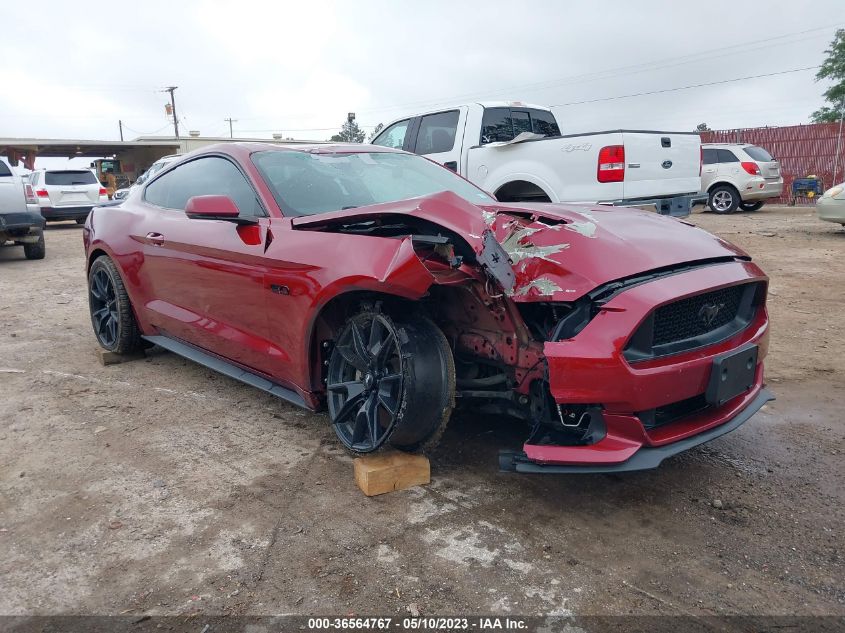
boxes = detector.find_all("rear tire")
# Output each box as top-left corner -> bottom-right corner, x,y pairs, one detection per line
708,185 -> 740,214
739,201 -> 764,212
76,217 -> 87,225
23,232 -> 46,260
326,311 -> 455,454
88,255 -> 144,354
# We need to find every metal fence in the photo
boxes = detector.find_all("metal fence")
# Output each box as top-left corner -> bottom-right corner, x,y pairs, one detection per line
701,122 -> 844,205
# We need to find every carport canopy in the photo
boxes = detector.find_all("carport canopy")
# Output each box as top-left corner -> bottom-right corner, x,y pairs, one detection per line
0,138 -> 181,171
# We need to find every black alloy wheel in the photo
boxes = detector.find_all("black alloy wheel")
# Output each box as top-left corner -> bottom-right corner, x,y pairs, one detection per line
88,256 -> 143,354
327,311 -> 455,454
90,267 -> 119,348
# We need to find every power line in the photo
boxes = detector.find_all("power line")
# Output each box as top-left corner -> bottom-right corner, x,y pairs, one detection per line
549,65 -> 821,107
224,117 -> 237,138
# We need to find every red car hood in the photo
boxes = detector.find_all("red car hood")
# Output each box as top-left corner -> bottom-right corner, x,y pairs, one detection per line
291,191 -> 748,301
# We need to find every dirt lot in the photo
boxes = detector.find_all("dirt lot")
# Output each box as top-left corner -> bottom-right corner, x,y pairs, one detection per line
1,206 -> 843,619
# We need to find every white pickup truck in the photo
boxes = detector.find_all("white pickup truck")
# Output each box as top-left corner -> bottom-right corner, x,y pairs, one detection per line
371,101 -> 705,216
0,159 -> 45,259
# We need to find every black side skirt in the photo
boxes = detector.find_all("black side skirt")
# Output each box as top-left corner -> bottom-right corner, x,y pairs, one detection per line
143,335 -> 308,409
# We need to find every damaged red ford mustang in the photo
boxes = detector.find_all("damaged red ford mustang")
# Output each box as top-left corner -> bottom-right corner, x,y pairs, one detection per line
83,143 -> 772,473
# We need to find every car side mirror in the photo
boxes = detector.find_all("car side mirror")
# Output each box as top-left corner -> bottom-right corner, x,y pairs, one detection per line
185,195 -> 252,223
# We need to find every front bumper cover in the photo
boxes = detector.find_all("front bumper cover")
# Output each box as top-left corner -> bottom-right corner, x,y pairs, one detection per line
500,387 -> 773,473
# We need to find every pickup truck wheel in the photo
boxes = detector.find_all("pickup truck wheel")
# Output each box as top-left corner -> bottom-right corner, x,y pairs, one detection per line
23,232 -> 46,260
327,312 -> 454,454
88,256 -> 143,354
739,201 -> 764,212
709,185 -> 739,214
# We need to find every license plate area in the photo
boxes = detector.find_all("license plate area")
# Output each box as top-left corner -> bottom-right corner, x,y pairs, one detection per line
706,343 -> 758,406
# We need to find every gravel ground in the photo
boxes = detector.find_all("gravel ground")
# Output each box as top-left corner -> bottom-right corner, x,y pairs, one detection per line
0,205 -> 842,619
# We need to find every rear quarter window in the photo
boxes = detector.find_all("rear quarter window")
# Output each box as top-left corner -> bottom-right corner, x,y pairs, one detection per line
45,170 -> 98,186
744,146 -> 774,162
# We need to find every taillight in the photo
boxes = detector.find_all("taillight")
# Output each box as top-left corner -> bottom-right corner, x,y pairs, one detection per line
741,162 -> 760,176
24,184 -> 37,204
99,187 -> 107,196
36,189 -> 49,198
597,145 -> 625,183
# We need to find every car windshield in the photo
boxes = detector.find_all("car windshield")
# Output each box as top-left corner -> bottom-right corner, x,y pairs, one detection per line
744,146 -> 774,162
252,150 -> 494,216
44,170 -> 97,186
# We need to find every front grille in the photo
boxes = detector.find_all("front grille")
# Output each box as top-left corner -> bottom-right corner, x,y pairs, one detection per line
652,285 -> 744,346
639,394 -> 710,430
624,282 -> 761,362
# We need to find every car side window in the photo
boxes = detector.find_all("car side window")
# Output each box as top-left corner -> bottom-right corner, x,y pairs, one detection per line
717,149 -> 739,163
0,161 -> 12,177
144,156 -> 262,217
372,119 -> 410,149
702,149 -> 718,165
414,110 -> 459,155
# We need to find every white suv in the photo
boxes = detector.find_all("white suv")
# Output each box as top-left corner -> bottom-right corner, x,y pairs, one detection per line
30,168 -> 108,224
701,143 -> 783,214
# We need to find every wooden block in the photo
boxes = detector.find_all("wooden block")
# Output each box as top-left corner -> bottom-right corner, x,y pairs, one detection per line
96,348 -> 145,366
353,451 -> 430,497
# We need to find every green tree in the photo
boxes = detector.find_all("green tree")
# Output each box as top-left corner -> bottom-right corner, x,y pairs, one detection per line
696,122 -> 711,132
330,118 -> 366,143
368,123 -> 384,142
811,29 -> 845,123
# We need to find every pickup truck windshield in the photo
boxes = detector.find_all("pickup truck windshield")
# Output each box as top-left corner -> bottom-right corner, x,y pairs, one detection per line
480,107 -> 561,145
252,150 -> 494,216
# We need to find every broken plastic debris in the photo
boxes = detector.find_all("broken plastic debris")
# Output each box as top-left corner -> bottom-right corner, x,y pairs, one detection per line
499,226 -> 570,265
511,277 -> 564,297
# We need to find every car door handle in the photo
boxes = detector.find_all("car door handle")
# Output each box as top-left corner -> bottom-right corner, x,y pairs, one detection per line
145,232 -> 165,246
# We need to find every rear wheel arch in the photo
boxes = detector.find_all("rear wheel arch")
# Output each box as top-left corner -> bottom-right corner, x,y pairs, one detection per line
495,179 -> 553,203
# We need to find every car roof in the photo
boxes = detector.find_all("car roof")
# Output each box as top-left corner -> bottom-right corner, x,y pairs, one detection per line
701,143 -> 754,148
190,142 -> 408,159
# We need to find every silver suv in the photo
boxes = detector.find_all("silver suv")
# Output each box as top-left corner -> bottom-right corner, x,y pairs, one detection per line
701,143 -> 783,214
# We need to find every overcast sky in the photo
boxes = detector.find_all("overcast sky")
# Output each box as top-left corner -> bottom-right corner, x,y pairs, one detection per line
1,0 -> 842,167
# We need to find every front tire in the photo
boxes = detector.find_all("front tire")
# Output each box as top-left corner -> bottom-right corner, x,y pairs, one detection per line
23,232 -> 46,260
88,256 -> 143,354
327,311 -> 455,454
709,185 -> 739,214
739,201 -> 764,212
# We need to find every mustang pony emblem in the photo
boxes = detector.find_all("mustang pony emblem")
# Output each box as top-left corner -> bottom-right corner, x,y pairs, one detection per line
698,302 -> 725,327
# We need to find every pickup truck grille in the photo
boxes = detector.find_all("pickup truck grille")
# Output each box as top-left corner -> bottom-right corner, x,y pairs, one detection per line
624,282 -> 762,361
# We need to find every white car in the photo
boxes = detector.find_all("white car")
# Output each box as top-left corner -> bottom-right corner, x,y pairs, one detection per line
371,101 -> 705,216
816,182 -> 845,226
701,143 -> 783,214
30,168 -> 108,224
113,154 -> 181,201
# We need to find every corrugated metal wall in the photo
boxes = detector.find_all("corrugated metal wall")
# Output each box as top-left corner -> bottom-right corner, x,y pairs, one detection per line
701,122 -> 845,204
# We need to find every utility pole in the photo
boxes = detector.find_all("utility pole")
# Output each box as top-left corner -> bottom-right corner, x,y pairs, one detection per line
118,120 -> 124,141
162,86 -> 179,138
224,117 -> 237,139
